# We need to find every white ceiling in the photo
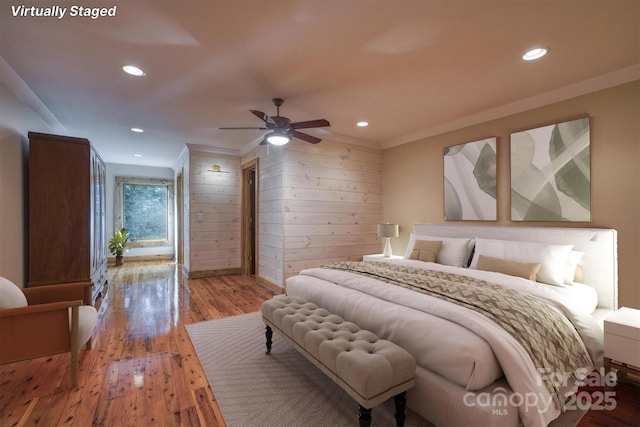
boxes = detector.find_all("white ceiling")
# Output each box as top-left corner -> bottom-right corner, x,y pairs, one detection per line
1,1 -> 638,168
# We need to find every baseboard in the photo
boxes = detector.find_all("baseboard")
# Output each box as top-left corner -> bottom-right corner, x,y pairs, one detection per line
187,268 -> 243,279
256,276 -> 284,294
107,254 -> 175,266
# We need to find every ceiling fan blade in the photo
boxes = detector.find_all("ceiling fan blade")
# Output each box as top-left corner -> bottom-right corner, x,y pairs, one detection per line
291,130 -> 321,144
250,110 -> 276,125
291,119 -> 330,130
259,138 -> 268,145
219,126 -> 268,130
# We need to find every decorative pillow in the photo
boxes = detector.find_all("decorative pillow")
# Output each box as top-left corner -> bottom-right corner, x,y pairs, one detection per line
573,266 -> 584,283
0,276 -> 28,309
564,251 -> 585,284
469,238 -> 574,286
404,234 -> 475,267
409,240 -> 442,263
476,255 -> 542,281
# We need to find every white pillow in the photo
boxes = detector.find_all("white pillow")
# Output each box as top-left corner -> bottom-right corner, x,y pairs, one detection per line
0,276 -> 28,309
564,251 -> 585,284
404,234 -> 475,267
469,238 -> 574,286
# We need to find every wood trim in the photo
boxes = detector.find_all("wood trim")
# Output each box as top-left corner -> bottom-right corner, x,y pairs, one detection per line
187,268 -> 242,279
69,304 -> 79,387
113,176 -> 175,250
241,158 -> 259,276
256,276 -> 284,294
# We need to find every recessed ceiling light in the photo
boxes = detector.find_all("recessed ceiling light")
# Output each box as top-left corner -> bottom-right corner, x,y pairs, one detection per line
130,127 -> 144,133
123,65 -> 146,76
133,154 -> 143,158
357,121 -> 369,127
522,47 -> 548,61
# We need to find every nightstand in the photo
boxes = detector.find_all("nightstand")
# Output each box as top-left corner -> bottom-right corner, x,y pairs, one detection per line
603,307 -> 640,383
363,254 -> 403,261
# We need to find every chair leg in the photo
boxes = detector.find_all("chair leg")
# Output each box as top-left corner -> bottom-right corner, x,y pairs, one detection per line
70,305 -> 79,388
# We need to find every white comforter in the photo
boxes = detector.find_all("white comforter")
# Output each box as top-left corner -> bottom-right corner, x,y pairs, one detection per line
285,258 -> 604,427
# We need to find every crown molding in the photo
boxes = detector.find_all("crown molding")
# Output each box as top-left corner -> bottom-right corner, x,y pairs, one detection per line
311,128 -> 382,149
385,64 -> 640,148
239,135 -> 268,157
0,56 -> 67,135
185,143 -> 240,157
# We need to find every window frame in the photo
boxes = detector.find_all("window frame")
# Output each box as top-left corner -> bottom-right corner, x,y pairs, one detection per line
114,176 -> 174,249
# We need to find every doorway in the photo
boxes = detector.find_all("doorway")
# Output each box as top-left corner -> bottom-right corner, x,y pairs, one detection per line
241,159 -> 258,276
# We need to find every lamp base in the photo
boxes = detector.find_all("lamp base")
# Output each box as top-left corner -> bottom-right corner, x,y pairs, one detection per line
383,237 -> 393,257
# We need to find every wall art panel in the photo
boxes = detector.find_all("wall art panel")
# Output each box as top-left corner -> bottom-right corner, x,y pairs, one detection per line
444,137 -> 497,220
510,117 -> 590,221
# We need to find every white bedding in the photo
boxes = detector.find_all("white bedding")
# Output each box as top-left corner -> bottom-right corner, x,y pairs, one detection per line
286,258 -> 604,427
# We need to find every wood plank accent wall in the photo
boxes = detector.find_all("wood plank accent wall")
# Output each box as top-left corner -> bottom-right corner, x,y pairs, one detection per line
283,139 -> 383,281
188,150 -> 242,274
242,145 -> 286,286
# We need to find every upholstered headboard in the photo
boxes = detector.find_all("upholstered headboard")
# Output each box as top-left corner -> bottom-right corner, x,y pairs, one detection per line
412,224 -> 618,310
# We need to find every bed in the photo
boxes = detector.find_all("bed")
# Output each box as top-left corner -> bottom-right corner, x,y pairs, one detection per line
285,224 -> 618,427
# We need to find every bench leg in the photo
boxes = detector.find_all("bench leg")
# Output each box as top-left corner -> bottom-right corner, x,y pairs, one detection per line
265,325 -> 273,354
358,405 -> 371,427
394,392 -> 407,426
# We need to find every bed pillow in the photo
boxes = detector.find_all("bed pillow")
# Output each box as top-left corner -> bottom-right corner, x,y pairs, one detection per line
469,238 -> 574,286
564,251 -> 585,284
408,240 -> 442,263
404,234 -> 475,267
476,255 -> 542,281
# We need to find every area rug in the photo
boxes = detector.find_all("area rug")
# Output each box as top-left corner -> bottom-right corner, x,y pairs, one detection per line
186,312 -> 587,427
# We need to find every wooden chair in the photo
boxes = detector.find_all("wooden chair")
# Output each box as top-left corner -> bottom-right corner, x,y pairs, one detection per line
0,277 -> 98,387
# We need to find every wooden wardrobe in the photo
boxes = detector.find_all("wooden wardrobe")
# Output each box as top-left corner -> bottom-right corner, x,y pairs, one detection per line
28,132 -> 107,303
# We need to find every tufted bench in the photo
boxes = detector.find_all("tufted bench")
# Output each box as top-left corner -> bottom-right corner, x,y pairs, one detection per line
261,295 -> 416,427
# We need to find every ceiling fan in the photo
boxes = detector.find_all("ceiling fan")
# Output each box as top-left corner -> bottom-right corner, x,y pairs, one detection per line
220,98 -> 330,145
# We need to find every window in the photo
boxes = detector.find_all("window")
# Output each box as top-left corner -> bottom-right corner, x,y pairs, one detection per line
115,177 -> 174,248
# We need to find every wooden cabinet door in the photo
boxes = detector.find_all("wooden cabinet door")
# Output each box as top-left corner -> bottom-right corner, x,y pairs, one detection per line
28,133 -> 91,286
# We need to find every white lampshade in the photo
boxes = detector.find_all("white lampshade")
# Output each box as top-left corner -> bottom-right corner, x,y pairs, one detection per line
377,223 -> 399,238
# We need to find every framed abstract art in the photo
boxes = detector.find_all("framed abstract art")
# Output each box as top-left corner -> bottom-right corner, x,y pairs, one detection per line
510,117 -> 590,221
444,137 -> 497,221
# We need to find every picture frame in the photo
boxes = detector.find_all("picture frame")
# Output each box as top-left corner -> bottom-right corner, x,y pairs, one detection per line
510,117 -> 590,221
444,137 -> 497,221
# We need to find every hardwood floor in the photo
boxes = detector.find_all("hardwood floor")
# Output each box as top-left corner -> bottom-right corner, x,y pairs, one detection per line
0,261 -> 273,427
0,261 -> 638,426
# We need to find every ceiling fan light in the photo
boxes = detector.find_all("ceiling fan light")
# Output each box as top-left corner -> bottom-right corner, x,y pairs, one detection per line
267,132 -> 291,146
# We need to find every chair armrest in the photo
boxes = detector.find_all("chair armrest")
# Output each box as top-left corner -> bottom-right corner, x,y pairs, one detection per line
0,300 -> 80,318
23,282 -> 93,306
0,300 -> 81,363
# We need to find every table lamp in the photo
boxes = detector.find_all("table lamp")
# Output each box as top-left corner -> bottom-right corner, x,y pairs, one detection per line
377,223 -> 399,257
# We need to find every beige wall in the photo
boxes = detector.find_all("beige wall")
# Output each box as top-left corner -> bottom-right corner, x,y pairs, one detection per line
383,81 -> 640,309
0,82 -> 60,287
